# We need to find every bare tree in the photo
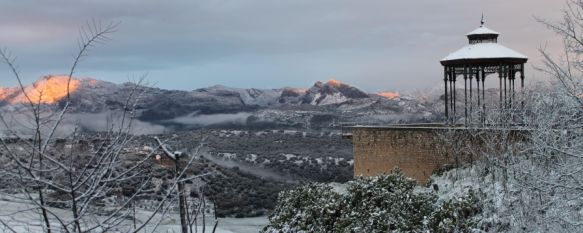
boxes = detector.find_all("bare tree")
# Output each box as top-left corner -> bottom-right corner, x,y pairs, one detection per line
0,20 -> 122,232
0,21 -> 213,233
154,137 -> 218,233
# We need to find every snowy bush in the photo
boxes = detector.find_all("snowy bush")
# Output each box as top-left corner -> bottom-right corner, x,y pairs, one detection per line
263,169 -> 482,233
341,172 -> 435,232
428,189 -> 482,233
263,183 -> 343,232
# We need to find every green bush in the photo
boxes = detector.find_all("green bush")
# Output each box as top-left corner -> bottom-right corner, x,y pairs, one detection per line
263,169 -> 482,233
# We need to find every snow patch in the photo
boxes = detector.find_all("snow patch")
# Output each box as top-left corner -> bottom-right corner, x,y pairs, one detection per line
282,154 -> 296,160
245,154 -> 258,162
218,152 -> 237,160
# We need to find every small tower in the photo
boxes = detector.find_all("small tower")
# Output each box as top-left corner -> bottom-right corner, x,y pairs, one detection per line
441,19 -> 528,125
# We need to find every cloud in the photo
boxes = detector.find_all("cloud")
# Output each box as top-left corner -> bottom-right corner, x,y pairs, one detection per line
0,109 -> 167,137
0,0 -> 566,92
168,112 -> 252,126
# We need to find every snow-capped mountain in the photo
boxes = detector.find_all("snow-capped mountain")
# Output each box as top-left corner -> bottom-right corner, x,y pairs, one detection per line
0,76 -> 443,131
196,85 -> 283,107
300,80 -> 370,105
0,75 -> 84,105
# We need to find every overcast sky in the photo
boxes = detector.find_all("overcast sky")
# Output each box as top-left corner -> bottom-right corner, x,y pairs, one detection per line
0,0 -> 565,92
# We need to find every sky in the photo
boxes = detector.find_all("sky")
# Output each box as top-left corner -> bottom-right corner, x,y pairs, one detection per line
0,0 -> 565,93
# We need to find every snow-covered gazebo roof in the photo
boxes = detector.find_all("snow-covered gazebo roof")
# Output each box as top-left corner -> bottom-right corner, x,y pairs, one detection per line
441,42 -> 527,63
440,19 -> 528,125
441,23 -> 527,66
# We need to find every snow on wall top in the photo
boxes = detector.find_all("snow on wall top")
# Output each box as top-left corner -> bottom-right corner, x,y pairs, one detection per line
466,26 -> 499,36
441,43 -> 527,61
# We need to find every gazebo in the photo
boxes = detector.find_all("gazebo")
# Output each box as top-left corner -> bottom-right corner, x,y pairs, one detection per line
441,19 -> 528,124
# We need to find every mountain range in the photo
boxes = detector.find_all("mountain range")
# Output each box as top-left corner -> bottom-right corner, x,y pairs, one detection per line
0,75 -> 443,132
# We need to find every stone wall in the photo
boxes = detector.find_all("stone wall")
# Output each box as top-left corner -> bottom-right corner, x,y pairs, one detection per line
352,126 -> 453,183
352,125 -> 527,183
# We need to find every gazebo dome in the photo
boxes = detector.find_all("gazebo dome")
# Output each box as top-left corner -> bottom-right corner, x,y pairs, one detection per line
466,26 -> 499,36
441,23 -> 527,66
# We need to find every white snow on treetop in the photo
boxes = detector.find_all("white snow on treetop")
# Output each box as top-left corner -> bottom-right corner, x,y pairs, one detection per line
441,43 -> 527,61
467,25 -> 499,35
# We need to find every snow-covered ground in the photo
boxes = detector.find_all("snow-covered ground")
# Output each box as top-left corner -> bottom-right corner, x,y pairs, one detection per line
425,163 -> 583,232
0,194 -> 267,233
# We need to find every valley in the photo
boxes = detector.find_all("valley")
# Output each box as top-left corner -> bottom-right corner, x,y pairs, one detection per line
0,75 -> 440,231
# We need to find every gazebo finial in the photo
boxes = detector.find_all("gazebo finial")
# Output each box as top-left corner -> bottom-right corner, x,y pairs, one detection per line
481,13 -> 485,27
